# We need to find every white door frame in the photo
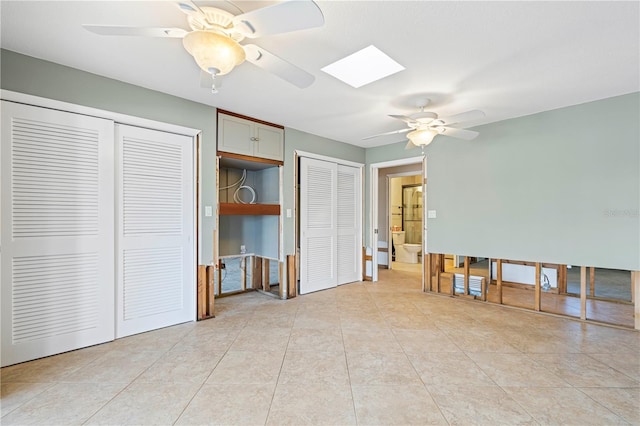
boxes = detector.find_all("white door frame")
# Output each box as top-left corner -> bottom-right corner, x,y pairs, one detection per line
295,150 -> 364,286
369,156 -> 425,282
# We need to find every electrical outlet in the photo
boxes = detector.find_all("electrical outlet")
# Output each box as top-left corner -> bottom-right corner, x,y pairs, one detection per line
240,245 -> 246,254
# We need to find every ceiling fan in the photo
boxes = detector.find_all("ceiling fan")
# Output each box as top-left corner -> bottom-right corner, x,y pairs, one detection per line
83,0 -> 324,92
363,100 -> 485,149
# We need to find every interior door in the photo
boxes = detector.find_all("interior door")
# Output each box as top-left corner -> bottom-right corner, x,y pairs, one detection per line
116,124 -> 194,338
337,164 -> 361,285
299,157 -> 337,294
1,101 -> 115,367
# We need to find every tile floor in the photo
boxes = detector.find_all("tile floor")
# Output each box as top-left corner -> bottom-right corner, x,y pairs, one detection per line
1,269 -> 639,425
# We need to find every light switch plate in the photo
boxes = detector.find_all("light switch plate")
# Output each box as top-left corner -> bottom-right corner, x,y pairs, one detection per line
286,208 -> 292,218
427,210 -> 437,219
205,206 -> 212,217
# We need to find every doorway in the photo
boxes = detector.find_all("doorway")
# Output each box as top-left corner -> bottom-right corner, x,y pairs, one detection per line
369,156 -> 425,284
388,176 -> 423,274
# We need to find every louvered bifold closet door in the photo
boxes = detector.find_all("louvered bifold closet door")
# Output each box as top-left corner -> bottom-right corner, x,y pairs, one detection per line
116,125 -> 194,338
336,165 -> 361,285
299,157 -> 337,294
1,101 -> 115,367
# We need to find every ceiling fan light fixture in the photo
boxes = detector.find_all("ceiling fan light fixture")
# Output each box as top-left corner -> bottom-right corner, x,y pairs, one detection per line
407,128 -> 438,146
183,30 -> 246,76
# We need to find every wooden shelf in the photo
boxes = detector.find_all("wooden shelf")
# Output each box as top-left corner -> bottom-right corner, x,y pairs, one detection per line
218,152 -> 283,170
219,203 -> 280,216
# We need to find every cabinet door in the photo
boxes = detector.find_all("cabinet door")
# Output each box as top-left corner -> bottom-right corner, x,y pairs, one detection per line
218,114 -> 253,156
254,123 -> 284,161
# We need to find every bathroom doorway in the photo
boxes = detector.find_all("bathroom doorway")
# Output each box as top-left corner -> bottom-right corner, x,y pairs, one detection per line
369,155 -> 424,283
389,175 -> 423,274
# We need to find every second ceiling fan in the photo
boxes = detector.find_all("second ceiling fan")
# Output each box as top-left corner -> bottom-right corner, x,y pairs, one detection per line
364,100 -> 485,148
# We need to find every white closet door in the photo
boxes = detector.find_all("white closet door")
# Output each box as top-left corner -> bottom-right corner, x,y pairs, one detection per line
337,165 -> 361,285
116,125 -> 194,338
299,157 -> 337,294
1,101 -> 115,367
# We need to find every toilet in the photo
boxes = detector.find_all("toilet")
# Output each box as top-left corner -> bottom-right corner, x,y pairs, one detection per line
392,231 -> 422,263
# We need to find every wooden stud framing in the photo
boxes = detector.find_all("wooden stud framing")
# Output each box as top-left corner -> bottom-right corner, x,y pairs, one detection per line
206,265 -> 215,317
262,258 -> 270,291
463,256 -> 470,296
496,259 -> 503,304
425,253 -> 432,292
534,262 -> 541,311
287,254 -> 297,298
436,254 -> 444,294
362,247 -> 373,281
558,265 -> 567,294
279,261 -> 285,299
217,259 -> 223,296
252,256 -> 262,289
633,271 -> 640,330
589,266 -> 595,296
240,257 -> 247,291
197,265 -> 206,320
580,266 -> 587,320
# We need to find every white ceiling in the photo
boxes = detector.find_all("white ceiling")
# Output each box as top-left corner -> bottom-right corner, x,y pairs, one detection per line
1,1 -> 638,148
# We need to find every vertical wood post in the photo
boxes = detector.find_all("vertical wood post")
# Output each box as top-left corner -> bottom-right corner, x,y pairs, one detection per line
287,254 -> 297,298
425,253 -> 432,292
217,259 -> 223,296
558,265 -> 567,294
632,271 -> 640,330
279,261 -> 285,299
240,257 -> 247,291
362,247 -> 366,281
580,266 -> 587,320
253,256 -> 262,289
206,265 -> 215,317
435,254 -> 442,293
197,265 -> 206,320
497,259 -> 503,304
534,262 -> 541,311
262,258 -> 270,291
589,266 -> 595,297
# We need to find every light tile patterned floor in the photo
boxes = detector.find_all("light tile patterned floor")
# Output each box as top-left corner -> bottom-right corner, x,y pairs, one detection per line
1,269 -> 639,425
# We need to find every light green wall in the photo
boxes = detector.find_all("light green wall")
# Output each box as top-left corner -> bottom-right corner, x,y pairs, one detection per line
367,93 -> 640,270
3,50 -> 638,271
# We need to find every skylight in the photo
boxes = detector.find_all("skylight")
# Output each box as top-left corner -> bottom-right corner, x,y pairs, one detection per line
321,45 -> 405,88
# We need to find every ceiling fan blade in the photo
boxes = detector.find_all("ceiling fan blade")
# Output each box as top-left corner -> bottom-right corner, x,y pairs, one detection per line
83,25 -> 187,38
439,127 -> 480,140
362,128 -> 410,140
388,114 -> 417,125
175,1 -> 205,17
233,0 -> 324,39
438,110 -> 485,126
243,44 -> 314,88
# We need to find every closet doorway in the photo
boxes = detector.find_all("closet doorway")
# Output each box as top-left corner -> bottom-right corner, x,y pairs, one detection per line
297,152 -> 363,295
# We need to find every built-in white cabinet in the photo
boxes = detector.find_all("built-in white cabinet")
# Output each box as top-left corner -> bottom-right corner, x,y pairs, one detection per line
217,111 -> 284,161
